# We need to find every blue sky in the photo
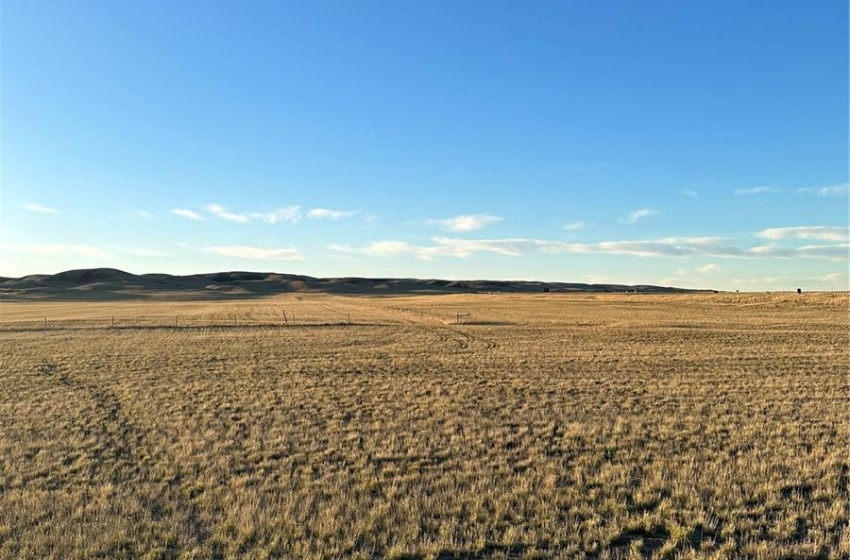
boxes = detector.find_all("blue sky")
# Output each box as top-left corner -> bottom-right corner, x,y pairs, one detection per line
2,1 -> 847,290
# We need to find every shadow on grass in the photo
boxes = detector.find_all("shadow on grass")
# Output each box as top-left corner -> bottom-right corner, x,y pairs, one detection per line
609,527 -> 670,556
381,542 -> 549,560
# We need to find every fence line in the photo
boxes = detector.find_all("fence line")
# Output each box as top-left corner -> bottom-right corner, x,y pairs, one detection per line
1,316 -> 470,332
0,316 -> 368,333
1,308 -> 477,332
456,312 -> 472,325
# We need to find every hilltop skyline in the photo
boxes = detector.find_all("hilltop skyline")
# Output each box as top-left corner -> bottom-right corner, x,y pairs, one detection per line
3,1 -> 848,291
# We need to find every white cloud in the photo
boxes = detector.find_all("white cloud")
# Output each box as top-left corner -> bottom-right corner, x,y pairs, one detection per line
204,203 -> 302,224
426,237 -> 525,258
746,245 -> 789,257
19,244 -> 111,258
258,206 -> 302,224
734,186 -> 782,195
745,243 -> 848,261
205,203 -> 251,223
136,210 -> 154,219
732,272 -> 849,291
622,208 -> 657,224
560,238 -> 846,261
203,246 -> 303,260
24,203 -> 59,214
758,226 -> 849,242
333,234 -> 847,262
796,244 -> 849,261
563,220 -> 587,231
328,243 -> 354,253
115,248 -> 170,257
338,238 -> 526,260
363,241 -> 415,257
429,214 -> 502,232
307,208 -> 357,220
172,208 -> 204,221
665,263 -> 720,284
796,183 -> 849,197
682,189 -> 699,198
549,237 -> 739,258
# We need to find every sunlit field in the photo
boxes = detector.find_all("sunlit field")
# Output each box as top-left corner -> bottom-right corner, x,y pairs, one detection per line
1,292 -> 847,559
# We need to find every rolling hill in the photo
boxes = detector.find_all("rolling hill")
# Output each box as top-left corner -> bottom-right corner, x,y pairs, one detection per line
0,268 -> 713,300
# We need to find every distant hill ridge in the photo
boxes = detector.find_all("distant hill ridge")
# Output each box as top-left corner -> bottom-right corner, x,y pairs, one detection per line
0,268 -> 713,300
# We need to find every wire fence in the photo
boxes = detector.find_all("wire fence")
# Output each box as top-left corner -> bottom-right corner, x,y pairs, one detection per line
0,315 -> 362,332
0,310 -> 476,332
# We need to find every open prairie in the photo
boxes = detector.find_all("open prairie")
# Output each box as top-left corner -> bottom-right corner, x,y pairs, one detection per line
0,292 -> 847,559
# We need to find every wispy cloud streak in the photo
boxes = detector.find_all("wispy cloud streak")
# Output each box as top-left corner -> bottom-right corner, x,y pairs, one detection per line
429,214 -> 502,232
205,203 -> 251,223
115,248 -> 170,257
24,203 -> 59,214
172,208 -> 204,221
19,244 -> 112,258
203,246 -> 303,260
333,234 -> 847,262
796,183 -> 849,197
758,226 -> 849,242
204,203 -> 303,224
622,208 -> 657,224
734,186 -> 782,195
307,208 -> 357,220
563,221 -> 587,231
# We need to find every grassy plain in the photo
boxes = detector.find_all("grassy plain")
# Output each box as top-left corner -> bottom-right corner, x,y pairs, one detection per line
0,292 -> 847,559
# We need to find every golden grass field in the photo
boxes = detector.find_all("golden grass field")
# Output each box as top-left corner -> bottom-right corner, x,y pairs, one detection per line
0,292 -> 847,559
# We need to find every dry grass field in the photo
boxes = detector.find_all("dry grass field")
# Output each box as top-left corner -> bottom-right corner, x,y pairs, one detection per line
0,292 -> 847,559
